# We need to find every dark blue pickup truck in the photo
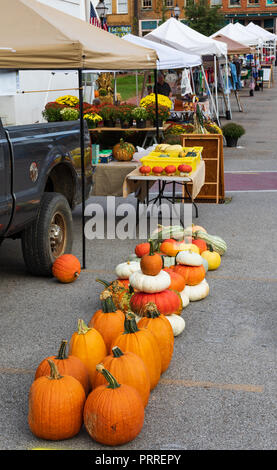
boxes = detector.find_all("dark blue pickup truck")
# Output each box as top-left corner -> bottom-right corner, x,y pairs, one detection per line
0,119 -> 92,275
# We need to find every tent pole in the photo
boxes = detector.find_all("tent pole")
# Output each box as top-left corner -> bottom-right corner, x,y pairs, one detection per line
154,69 -> 159,142
201,64 -> 219,125
190,67 -> 195,94
78,69 -> 86,270
136,71 -> 139,106
214,55 -> 219,122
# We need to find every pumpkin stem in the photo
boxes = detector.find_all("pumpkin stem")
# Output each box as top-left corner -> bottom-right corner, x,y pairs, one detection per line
77,319 -> 91,335
149,240 -> 155,256
48,359 -> 63,380
100,289 -> 118,313
96,364 -> 121,389
142,302 -> 161,318
55,339 -> 68,360
124,312 -> 140,334
208,244 -> 214,252
96,278 -> 110,288
112,346 -> 124,358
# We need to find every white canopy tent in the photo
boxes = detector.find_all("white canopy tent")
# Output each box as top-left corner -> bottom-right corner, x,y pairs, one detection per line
122,33 -> 203,105
246,22 -> 277,42
145,17 -> 228,123
145,17 -> 227,57
211,22 -> 262,47
123,33 -> 202,70
246,22 -> 277,62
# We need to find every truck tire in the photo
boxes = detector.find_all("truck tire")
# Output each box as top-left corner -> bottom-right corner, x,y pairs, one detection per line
21,192 -> 73,276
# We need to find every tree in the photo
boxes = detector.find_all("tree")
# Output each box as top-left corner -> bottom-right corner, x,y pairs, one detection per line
185,0 -> 225,37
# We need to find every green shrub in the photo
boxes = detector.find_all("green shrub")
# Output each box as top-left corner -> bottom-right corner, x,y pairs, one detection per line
222,123 -> 245,139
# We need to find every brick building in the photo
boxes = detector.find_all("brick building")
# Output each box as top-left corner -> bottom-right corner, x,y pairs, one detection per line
104,0 -> 277,36
219,0 -> 277,33
105,0 -> 187,36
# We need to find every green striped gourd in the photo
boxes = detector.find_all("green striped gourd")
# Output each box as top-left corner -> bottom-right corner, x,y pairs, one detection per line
193,231 -> 227,255
151,225 -> 185,241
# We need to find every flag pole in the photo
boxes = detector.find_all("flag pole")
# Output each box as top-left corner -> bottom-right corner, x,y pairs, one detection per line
78,69 -> 86,270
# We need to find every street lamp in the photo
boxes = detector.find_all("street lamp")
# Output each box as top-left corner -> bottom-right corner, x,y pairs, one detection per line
173,3 -> 180,20
96,0 -> 108,28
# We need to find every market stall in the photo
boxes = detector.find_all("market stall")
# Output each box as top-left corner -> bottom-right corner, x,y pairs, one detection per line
0,0 -> 159,269
145,17 -> 228,124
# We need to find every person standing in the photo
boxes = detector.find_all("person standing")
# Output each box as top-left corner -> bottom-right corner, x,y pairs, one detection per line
154,71 -> 172,98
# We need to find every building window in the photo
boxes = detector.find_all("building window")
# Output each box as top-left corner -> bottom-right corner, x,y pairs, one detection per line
105,0 -> 113,14
266,0 -> 277,5
229,0 -> 241,5
142,0 -> 152,9
165,0 -> 174,7
247,0 -> 260,5
210,0 -> 222,5
117,0 -> 128,14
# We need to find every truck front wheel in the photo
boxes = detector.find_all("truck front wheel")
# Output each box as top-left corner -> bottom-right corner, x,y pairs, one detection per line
21,192 -> 73,276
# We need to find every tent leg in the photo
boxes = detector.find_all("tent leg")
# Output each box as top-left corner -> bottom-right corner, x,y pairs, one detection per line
214,56 -> 219,123
201,65 -> 220,126
154,69 -> 159,142
190,67 -> 195,94
136,71 -> 139,106
78,69 -> 86,270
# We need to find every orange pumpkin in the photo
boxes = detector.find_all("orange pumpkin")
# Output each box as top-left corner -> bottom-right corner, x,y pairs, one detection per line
29,360 -> 85,440
192,239 -> 207,254
111,312 -> 162,390
138,303 -> 174,374
92,346 -> 150,407
160,240 -> 179,257
88,290 -> 125,353
35,339 -> 90,396
84,364 -> 144,446
52,254 -> 81,283
163,268 -> 186,292
135,242 -> 150,258
69,319 -> 107,386
130,289 -> 182,316
94,90 -> 99,98
173,264 -> 206,286
140,241 -> 163,276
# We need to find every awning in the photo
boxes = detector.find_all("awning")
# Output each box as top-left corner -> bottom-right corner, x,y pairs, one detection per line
122,33 -> 202,69
145,17 -> 227,57
0,0 -> 158,70
212,34 -> 252,55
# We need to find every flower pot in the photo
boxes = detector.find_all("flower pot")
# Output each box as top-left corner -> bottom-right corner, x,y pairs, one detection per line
120,119 -> 133,129
225,136 -> 238,147
154,119 -> 163,128
87,121 -> 97,129
136,119 -> 146,129
104,119 -> 115,128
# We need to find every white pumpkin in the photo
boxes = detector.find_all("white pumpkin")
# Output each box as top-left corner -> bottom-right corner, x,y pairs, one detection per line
201,257 -> 209,273
129,269 -> 171,293
176,250 -> 203,267
184,279 -> 209,301
180,289 -> 190,308
115,260 -> 141,279
166,314 -> 186,337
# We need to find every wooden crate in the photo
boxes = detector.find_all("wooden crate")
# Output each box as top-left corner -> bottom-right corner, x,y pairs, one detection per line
180,134 -> 225,203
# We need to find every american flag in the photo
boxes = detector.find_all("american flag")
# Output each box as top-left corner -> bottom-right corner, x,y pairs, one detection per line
102,16 -> 108,32
89,2 -> 101,28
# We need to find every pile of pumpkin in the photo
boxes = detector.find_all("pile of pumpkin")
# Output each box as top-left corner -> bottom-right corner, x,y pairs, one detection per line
28,224 -> 227,446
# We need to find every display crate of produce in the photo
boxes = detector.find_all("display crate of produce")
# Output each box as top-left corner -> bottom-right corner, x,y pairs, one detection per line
140,147 -> 202,173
